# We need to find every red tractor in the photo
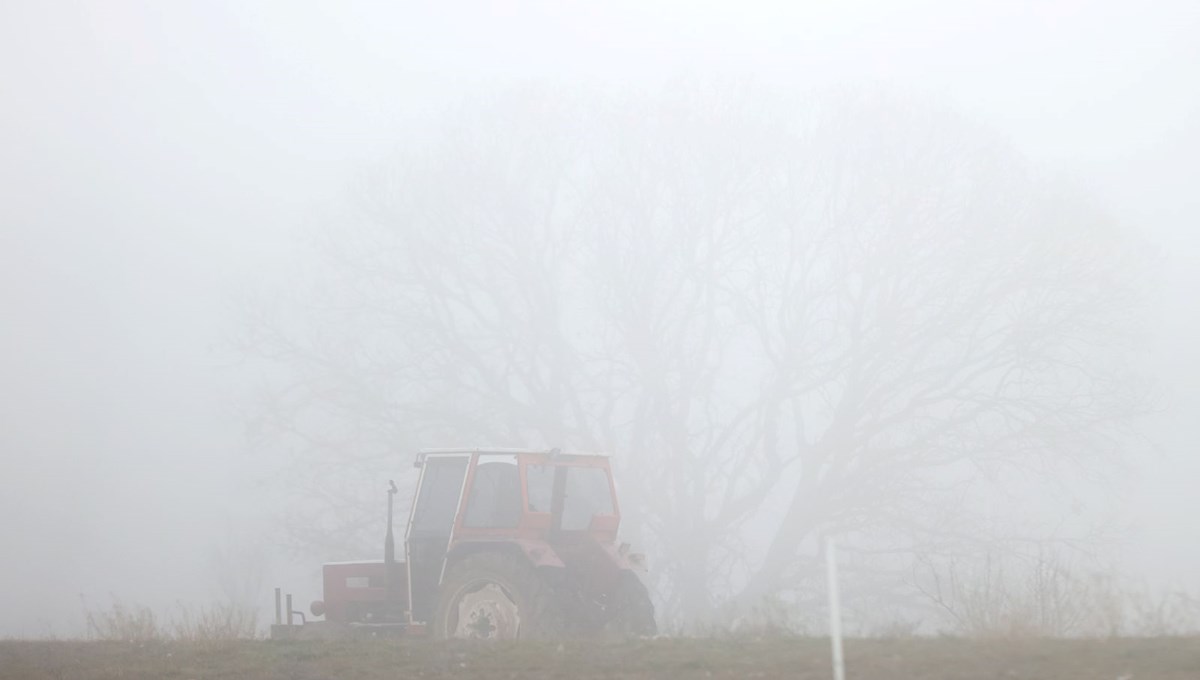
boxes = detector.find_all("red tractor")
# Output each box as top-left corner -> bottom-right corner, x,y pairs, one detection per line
273,448 -> 656,639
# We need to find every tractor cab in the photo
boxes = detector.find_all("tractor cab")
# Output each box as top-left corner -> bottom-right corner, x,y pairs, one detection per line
286,448 -> 653,640
406,449 -> 623,623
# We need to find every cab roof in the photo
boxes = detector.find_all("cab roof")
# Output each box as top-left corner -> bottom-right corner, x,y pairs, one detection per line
414,447 -> 610,466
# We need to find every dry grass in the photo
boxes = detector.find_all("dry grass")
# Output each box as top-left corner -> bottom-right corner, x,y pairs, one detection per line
81,599 -> 159,642
1,637 -> 1198,680
80,598 -> 259,643
917,552 -> 1200,638
168,603 -> 259,643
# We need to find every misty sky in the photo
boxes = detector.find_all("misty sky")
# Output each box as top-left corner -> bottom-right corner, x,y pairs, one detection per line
2,0 -> 1198,636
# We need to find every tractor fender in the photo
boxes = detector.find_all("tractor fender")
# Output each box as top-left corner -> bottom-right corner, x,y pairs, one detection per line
444,539 -> 565,571
512,539 -> 566,568
599,542 -> 649,572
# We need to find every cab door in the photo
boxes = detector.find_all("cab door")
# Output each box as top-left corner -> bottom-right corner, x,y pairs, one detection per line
405,455 -> 469,622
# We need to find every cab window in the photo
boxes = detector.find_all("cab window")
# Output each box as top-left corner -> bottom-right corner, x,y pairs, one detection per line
462,458 -> 522,528
561,466 -> 614,530
525,463 -> 615,530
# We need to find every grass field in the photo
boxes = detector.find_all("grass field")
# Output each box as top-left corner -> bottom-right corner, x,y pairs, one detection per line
2,637 -> 1198,680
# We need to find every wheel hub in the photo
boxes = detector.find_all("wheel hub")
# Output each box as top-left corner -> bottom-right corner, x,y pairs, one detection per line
453,582 -> 521,639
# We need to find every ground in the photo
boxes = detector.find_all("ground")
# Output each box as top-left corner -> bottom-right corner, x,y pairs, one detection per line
2,637 -> 1198,679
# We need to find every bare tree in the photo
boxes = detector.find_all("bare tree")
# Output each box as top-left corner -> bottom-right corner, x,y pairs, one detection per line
244,83 -> 1148,625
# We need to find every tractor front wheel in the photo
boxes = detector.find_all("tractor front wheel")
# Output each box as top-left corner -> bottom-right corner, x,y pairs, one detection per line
433,552 -> 563,640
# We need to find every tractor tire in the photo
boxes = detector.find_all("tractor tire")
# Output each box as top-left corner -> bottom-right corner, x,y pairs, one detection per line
433,552 -> 565,640
603,571 -> 657,637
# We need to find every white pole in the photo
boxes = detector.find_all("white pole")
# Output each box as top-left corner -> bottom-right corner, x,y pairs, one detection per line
826,538 -> 846,680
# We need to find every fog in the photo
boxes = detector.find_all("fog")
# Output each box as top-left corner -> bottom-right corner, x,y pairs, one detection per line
1,0 -> 1198,638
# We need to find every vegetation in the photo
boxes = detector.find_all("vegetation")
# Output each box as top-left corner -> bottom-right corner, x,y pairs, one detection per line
80,597 -> 259,643
13,589 -> 1189,679
917,552 -> 1200,638
2,637 -> 1198,680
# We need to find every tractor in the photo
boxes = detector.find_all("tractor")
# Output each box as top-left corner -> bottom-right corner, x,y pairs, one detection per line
272,448 -> 656,640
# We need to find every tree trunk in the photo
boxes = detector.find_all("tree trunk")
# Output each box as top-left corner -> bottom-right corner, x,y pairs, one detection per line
735,477 -> 826,610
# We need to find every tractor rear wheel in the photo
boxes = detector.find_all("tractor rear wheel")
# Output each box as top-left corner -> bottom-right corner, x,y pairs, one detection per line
433,552 -> 564,640
603,571 -> 657,637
